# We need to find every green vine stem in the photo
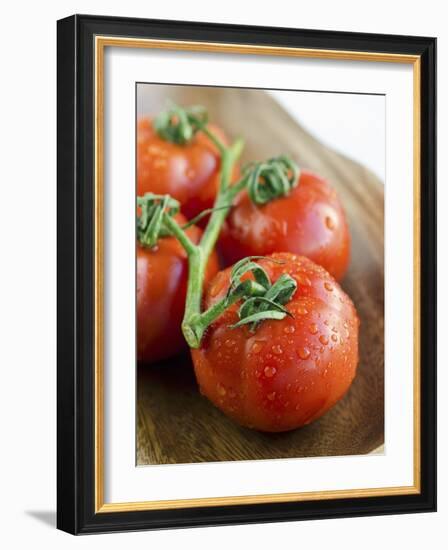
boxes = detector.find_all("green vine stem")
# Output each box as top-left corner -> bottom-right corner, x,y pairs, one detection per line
144,104 -> 298,348
162,137 -> 245,348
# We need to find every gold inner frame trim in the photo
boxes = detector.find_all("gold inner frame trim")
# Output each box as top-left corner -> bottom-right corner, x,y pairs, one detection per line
94,35 -> 421,514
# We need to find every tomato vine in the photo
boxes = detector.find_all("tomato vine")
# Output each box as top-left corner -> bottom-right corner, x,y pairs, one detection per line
138,104 -> 299,348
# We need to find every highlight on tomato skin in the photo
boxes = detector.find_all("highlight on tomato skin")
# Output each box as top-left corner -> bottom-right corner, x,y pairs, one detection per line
137,213 -> 219,364
191,253 -> 359,432
137,117 -> 238,221
219,170 -> 351,281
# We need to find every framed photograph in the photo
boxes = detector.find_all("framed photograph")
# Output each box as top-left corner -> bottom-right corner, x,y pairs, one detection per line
57,14 -> 436,534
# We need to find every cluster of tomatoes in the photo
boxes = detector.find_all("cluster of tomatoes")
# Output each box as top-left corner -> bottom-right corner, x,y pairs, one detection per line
137,111 -> 359,432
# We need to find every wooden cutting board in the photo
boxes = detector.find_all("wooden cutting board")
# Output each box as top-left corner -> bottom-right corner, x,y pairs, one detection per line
137,86 -> 384,465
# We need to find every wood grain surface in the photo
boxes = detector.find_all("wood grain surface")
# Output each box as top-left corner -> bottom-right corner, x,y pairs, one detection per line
136,85 -> 384,465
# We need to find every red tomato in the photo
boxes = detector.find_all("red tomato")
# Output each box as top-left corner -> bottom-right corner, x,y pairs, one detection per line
137,117 -> 237,220
220,170 -> 351,280
191,253 -> 359,432
137,214 -> 219,364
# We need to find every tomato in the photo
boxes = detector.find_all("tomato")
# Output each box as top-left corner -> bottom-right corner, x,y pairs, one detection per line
219,170 -> 351,280
137,117 -> 237,220
191,253 -> 359,432
137,214 -> 219,364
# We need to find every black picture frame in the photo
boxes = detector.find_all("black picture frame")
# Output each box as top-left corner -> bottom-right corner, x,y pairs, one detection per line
57,14 -> 436,534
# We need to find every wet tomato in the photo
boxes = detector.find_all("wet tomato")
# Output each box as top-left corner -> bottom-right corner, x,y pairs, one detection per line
137,214 -> 219,364
191,253 -> 359,432
137,117 -> 237,220
220,171 -> 351,280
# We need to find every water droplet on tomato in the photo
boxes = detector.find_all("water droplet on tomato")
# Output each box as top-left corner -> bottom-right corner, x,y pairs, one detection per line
272,345 -> 283,355
319,335 -> 329,345
324,282 -> 333,292
225,338 -> 236,348
331,334 -> 338,342
154,158 -> 167,169
309,323 -> 318,335
325,216 -> 335,230
296,305 -> 308,315
251,340 -> 264,354
267,391 -> 276,401
148,144 -> 167,156
297,347 -> 311,360
217,383 -> 226,396
284,325 -> 295,334
264,366 -> 277,378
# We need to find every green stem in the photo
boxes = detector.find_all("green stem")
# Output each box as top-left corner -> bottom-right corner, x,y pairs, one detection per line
190,280 -> 267,344
163,215 -> 206,347
163,215 -> 196,255
180,204 -> 232,230
200,138 -> 244,258
181,248 -> 206,348
199,125 -> 227,154
179,135 -> 244,348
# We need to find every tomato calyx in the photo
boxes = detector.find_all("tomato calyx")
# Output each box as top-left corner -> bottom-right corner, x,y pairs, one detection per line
137,193 -> 180,248
153,103 -> 209,146
245,155 -> 300,205
228,257 -> 298,330
192,257 -> 297,338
